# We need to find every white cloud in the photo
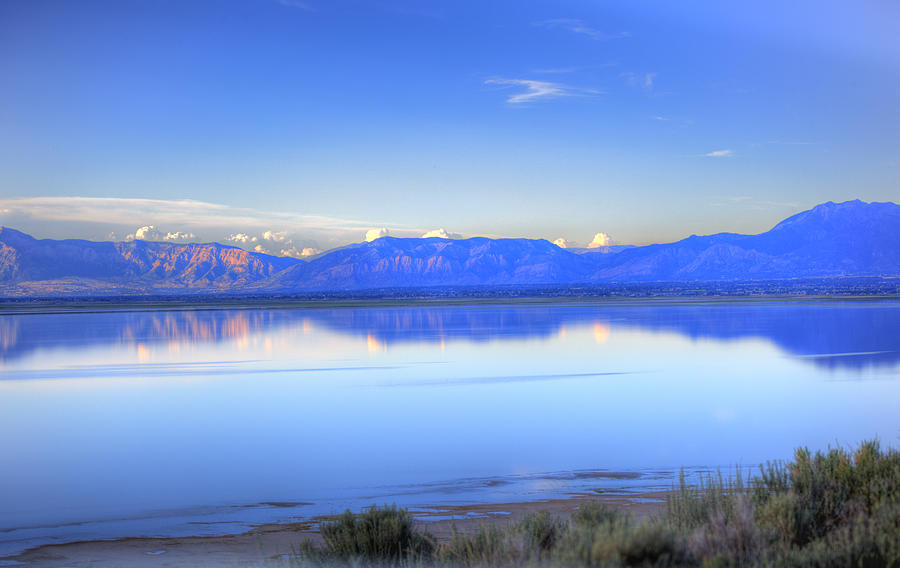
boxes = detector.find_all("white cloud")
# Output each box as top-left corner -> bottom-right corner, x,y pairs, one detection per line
0,197 -> 391,253
277,246 -> 321,259
253,244 -> 268,254
277,247 -> 302,259
0,196 -> 502,250
0,208 -> 10,215
552,238 -> 575,248
133,225 -> 161,240
124,226 -> 196,242
270,245 -> 322,258
704,149 -> 734,158
534,19 -> 630,41
421,228 -> 461,239
644,72 -> 657,89
227,233 -> 257,244
365,228 -> 390,242
485,78 -> 601,104
262,230 -> 289,242
164,231 -> 196,242
126,225 -> 164,241
587,232 -> 612,248
0,197 -> 381,234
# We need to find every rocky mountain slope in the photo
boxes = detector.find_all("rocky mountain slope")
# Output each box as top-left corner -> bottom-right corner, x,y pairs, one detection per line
1,200 -> 897,295
0,228 -> 297,288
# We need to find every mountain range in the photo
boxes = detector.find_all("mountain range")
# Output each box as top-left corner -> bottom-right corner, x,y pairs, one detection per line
1,200 -> 897,296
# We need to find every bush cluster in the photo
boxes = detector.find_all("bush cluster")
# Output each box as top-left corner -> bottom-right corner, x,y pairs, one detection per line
286,440 -> 899,567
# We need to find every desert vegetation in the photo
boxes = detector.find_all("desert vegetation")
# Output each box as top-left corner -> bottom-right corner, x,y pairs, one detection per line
286,440 -> 899,567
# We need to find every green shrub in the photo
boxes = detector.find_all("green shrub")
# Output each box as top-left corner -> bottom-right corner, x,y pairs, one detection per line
775,502 -> 900,568
666,469 -> 745,531
755,492 -> 796,547
555,519 -> 687,567
288,441 -> 899,568
318,504 -> 434,563
689,495 -> 766,567
752,460 -> 790,504
572,502 -> 626,529
439,523 -> 517,567
756,441 -> 900,547
520,512 -> 567,557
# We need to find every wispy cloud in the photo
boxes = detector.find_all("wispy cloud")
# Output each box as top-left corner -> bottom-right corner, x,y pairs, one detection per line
484,78 -> 601,104
704,149 -> 734,158
0,196 -> 402,254
0,197 -> 379,233
0,197 -> 500,251
534,19 -> 630,41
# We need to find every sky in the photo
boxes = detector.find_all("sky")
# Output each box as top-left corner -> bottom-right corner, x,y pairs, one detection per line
0,0 -> 898,256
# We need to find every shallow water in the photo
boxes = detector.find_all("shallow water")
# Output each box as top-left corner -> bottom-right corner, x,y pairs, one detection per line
1,299 -> 898,556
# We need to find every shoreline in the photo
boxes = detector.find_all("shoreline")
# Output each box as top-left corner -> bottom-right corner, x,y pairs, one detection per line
1,293 -> 897,317
4,491 -> 669,567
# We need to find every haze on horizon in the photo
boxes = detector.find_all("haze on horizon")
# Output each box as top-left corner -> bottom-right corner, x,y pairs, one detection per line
0,0 -> 898,257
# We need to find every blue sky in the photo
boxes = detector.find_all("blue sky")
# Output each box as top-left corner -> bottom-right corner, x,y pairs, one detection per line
1,0 -> 898,255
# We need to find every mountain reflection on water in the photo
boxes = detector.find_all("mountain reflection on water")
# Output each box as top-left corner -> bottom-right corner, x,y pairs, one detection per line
1,300 -> 898,371
1,299 -> 898,557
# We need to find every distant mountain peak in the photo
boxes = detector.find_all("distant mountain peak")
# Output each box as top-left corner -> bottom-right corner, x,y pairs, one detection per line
1,199 -> 898,295
770,199 -> 893,232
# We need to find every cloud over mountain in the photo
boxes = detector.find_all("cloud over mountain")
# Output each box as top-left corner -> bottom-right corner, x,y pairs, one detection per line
587,232 -> 612,248
125,226 -> 164,241
421,228 -> 461,239
0,196 -> 385,251
1,201 -> 897,295
124,226 -> 196,242
164,231 -> 197,242
227,233 -> 257,244
365,228 -> 390,242
262,230 -> 289,242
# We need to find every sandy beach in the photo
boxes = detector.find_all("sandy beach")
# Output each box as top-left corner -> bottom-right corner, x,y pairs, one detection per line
4,491 -> 668,567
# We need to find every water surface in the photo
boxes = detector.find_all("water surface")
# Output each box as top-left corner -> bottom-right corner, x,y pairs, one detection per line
1,300 -> 898,556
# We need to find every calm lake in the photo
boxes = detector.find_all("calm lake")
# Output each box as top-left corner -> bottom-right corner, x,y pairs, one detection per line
1,299 -> 898,556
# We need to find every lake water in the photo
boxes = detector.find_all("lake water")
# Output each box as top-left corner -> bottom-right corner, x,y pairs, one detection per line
1,299 -> 898,556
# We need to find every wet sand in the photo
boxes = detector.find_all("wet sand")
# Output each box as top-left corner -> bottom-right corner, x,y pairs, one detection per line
5,491 -> 667,567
